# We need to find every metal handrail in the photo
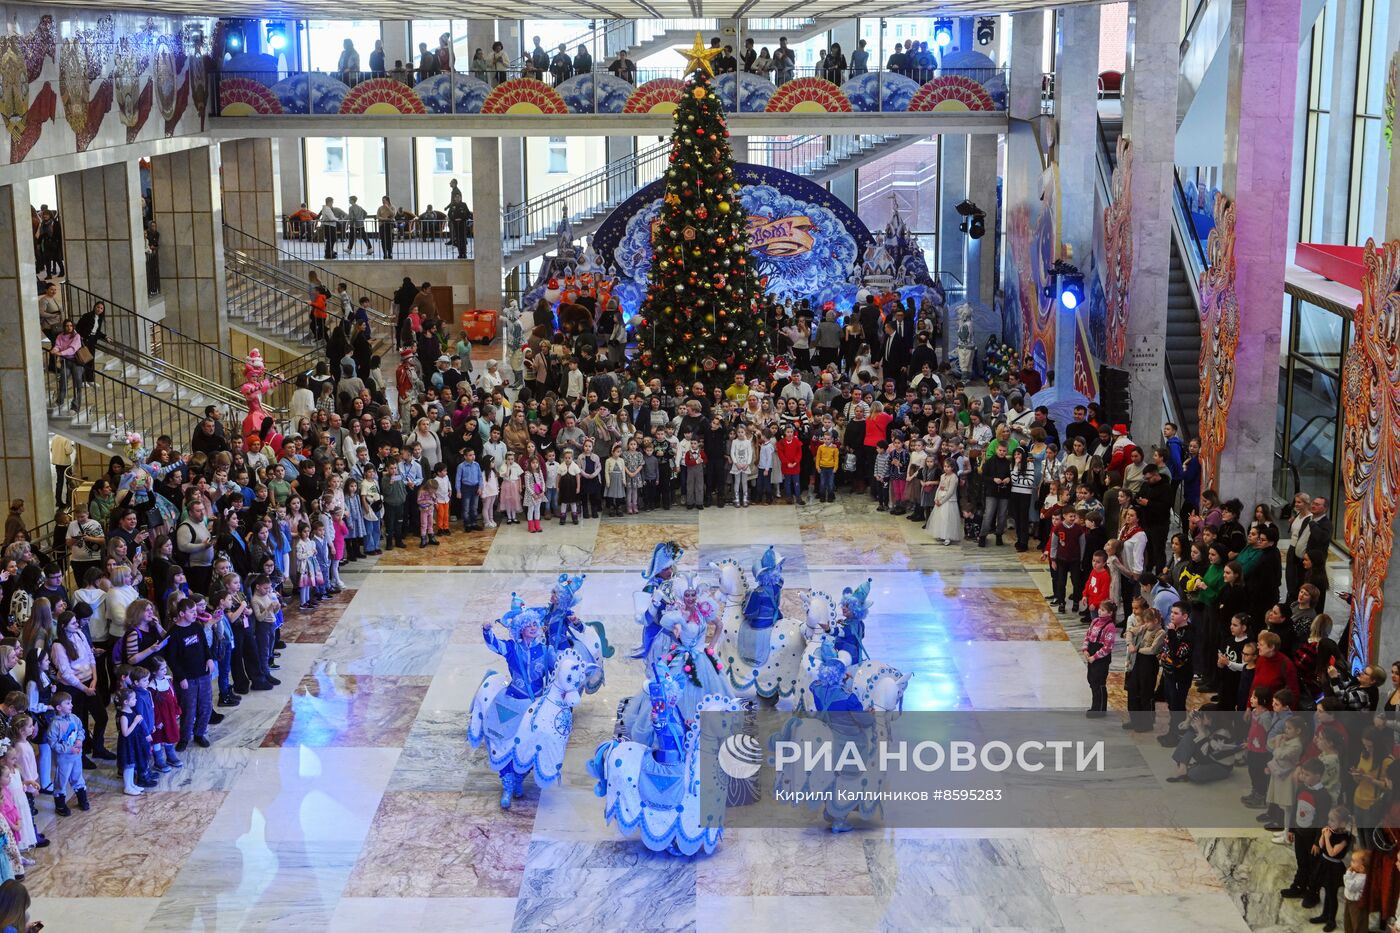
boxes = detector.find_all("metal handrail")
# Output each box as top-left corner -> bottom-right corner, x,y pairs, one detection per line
61,281 -> 311,408
504,142 -> 672,256
221,223 -> 396,329
1181,0 -> 1213,56
1171,168 -> 1210,272
46,352 -> 215,454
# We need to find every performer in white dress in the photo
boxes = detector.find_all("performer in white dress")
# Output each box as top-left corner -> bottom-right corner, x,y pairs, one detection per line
925,459 -> 963,545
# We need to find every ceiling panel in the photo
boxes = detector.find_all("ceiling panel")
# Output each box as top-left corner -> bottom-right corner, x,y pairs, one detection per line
46,0 -> 1096,23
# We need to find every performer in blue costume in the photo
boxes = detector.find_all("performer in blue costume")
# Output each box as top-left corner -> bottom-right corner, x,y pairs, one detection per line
833,578 -> 873,665
738,546 -> 784,667
469,599 -> 586,808
633,541 -> 684,659
589,662 -> 746,856
774,642 -> 879,833
624,605 -> 731,745
540,573 -> 613,692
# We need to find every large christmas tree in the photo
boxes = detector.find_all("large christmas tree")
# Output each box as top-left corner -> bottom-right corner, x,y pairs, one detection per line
632,35 -> 773,389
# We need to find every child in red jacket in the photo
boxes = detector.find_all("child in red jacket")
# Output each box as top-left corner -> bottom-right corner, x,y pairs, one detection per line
1081,549 -> 1112,623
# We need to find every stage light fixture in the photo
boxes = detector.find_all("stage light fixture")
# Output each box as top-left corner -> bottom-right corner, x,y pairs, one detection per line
266,25 -> 287,52
1044,259 -> 1085,310
956,200 -> 986,239
933,18 -> 954,49
976,17 -> 996,46
225,26 -> 245,53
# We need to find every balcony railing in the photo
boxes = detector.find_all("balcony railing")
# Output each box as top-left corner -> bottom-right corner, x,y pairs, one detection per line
279,214 -> 474,262
212,65 -> 1008,118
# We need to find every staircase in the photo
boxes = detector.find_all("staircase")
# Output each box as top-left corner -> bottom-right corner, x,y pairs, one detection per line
222,225 -> 397,358
47,281 -> 313,454
503,133 -> 922,267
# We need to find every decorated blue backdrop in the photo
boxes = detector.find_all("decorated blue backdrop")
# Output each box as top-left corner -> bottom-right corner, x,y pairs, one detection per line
592,163 -> 874,321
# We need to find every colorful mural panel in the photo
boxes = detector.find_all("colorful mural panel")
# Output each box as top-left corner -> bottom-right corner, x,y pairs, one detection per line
1196,192 -> 1239,493
1341,238 -> 1400,667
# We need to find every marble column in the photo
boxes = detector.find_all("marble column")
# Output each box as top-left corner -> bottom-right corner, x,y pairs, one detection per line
938,135 -> 969,291
471,136 -> 503,310
277,137 -> 306,216
383,21 -> 414,209
56,161 -> 147,313
0,185 -> 54,528
219,138 -> 280,249
607,136 -> 637,205
1003,12 -> 1046,370
150,146 -> 228,352
1121,0 -> 1177,444
1216,0 -> 1300,510
967,134 -> 998,310
1047,4 -> 1098,414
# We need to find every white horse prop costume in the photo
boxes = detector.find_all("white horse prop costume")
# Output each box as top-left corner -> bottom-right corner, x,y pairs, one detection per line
711,549 -> 785,697
590,663 -> 748,856
468,605 -> 591,808
755,590 -> 838,707
797,581 -> 912,713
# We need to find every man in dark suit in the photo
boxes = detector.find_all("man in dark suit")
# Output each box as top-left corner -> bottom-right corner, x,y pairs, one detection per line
881,321 -> 911,392
909,332 -> 938,376
860,300 -> 883,364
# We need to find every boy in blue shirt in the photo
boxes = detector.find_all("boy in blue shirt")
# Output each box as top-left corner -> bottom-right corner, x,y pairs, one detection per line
455,448 -> 482,531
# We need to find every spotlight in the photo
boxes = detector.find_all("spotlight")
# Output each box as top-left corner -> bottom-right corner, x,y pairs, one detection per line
1044,259 -> 1085,310
265,24 -> 287,52
933,18 -> 954,49
976,17 -> 996,46
224,26 -> 245,53
956,200 -> 986,240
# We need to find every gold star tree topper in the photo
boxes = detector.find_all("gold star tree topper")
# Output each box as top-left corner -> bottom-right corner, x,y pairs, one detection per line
676,32 -> 723,77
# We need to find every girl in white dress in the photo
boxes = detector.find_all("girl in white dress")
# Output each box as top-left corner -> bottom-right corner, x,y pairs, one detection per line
927,459 -> 963,545
730,425 -> 755,507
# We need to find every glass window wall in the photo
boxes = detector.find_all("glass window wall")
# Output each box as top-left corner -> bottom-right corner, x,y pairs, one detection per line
304,137 -> 387,208
413,138 -> 471,212
303,20 -> 381,74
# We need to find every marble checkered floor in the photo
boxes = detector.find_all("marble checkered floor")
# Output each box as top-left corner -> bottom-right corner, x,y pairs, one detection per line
29,498 -> 1300,931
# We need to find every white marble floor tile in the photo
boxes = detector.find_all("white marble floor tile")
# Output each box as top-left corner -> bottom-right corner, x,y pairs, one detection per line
28,897 -> 162,932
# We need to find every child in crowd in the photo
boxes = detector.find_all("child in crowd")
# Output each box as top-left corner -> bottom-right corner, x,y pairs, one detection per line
1081,550 -> 1112,624
130,666 -> 160,785
361,466 -> 383,554
10,716 -> 39,823
114,688 -> 147,796
731,427 -> 754,508
523,456 -> 546,533
46,691 -> 86,815
431,462 -> 453,537
479,455 -> 500,529
1342,849 -> 1367,933
603,444 -> 626,517
150,657 -> 183,770
544,449 -> 561,518
294,522 -> 318,610
455,449 -> 481,531
1241,686 -> 1276,809
311,516 -> 333,597
415,479 -> 437,548
623,438 -> 644,515
250,574 -> 282,690
640,442 -> 658,512
756,429 -> 776,505
343,477 -> 366,560
1081,598 -> 1117,717
1,744 -> 35,861
556,449 -> 581,525
1264,708 -> 1304,832
381,461 -> 406,550
886,436 -> 908,515
330,506 -> 348,588
872,440 -> 890,511
815,432 -> 839,504
1312,806 -> 1353,930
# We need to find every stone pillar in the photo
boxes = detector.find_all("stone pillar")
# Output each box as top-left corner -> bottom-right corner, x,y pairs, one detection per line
277,138 -> 306,218
471,136 -> 503,310
1216,0 -> 1300,509
607,136 -> 637,203
1003,12 -> 1046,365
730,136 -> 748,163
1121,0 -> 1177,444
1055,6 -> 1099,277
1047,4 -> 1098,413
219,138 -> 280,248
56,161 -> 147,313
829,171 -> 856,211
938,134 -> 969,288
0,185 -> 54,528
967,134 -> 998,310
150,146 -> 228,351
1008,12 -> 1045,120
383,21 -> 414,210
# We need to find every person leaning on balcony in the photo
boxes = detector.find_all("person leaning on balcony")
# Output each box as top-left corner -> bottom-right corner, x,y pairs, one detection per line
886,42 -> 908,78
289,202 -> 317,240
417,42 -> 440,81
550,44 -> 572,86
436,34 -> 454,74
369,39 -> 385,78
755,48 -> 772,79
471,49 -> 489,82
773,38 -> 795,86
489,42 -> 509,86
338,39 -> 360,87
573,44 -> 592,80
376,197 -> 396,259
741,38 -> 756,73
608,50 -> 635,84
